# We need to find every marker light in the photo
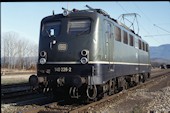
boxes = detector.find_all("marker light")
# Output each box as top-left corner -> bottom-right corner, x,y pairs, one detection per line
80,57 -> 88,64
40,58 -> 46,64
40,51 -> 47,57
81,50 -> 89,56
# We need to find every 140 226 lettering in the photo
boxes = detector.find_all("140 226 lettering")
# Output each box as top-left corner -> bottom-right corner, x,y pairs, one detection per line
54,67 -> 72,72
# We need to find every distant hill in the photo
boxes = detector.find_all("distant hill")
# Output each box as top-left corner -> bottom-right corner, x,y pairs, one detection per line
150,44 -> 170,64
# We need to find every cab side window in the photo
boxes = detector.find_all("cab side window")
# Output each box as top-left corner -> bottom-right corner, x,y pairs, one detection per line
115,26 -> 121,42
139,39 -> 142,50
129,34 -> 134,47
146,44 -> 149,52
142,42 -> 145,51
123,31 -> 128,44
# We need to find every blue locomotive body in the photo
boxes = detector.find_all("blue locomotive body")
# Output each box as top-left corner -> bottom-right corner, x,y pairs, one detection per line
29,6 -> 151,100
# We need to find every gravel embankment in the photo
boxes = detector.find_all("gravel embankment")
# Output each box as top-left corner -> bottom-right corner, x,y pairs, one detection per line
88,74 -> 170,113
1,104 -> 40,113
146,86 -> 170,112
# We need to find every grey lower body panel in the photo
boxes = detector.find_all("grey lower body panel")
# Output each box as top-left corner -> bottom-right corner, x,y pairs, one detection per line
89,64 -> 151,85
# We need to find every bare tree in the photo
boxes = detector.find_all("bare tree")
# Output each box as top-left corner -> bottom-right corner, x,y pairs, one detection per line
28,43 -> 38,69
16,38 -> 31,69
15,37 -> 38,69
2,32 -> 19,69
2,31 -> 38,70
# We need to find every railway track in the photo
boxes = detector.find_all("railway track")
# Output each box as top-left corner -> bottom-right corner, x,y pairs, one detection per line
1,69 -> 163,99
21,69 -> 170,113
1,83 -> 34,99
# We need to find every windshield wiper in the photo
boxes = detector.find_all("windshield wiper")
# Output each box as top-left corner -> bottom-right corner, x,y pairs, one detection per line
45,29 -> 56,38
45,29 -> 51,38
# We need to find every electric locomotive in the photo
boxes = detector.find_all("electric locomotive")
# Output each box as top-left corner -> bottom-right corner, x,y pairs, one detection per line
29,5 -> 151,100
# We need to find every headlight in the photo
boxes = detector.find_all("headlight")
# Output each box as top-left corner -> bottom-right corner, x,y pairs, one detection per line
40,51 -> 47,57
40,58 -> 46,64
80,57 -> 88,64
81,49 -> 89,56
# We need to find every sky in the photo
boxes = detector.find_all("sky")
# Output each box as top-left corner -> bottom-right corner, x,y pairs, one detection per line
1,2 -> 170,46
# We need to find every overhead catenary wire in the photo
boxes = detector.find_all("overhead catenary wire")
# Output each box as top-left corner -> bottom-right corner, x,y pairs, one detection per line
140,24 -> 160,44
153,24 -> 170,34
144,34 -> 170,37
116,2 -> 129,13
133,3 -> 153,24
131,2 -> 162,44
133,2 -> 170,38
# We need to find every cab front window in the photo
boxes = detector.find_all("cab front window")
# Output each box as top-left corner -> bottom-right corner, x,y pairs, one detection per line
68,19 -> 91,35
42,21 -> 61,37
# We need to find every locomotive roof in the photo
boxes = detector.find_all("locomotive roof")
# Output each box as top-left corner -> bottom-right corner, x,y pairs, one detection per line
73,8 -> 141,37
42,8 -> 144,42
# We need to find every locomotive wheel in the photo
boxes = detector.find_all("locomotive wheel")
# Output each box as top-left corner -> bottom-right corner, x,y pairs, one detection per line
132,81 -> 138,86
37,83 -> 45,93
143,73 -> 149,82
122,80 -> 128,90
108,79 -> 115,95
144,73 -> 150,82
148,73 -> 151,79
139,74 -> 144,83
117,76 -> 128,91
134,74 -> 140,86
84,97 -> 98,104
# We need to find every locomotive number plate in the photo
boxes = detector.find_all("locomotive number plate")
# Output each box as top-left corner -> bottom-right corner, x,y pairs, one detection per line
58,43 -> 67,51
54,67 -> 72,72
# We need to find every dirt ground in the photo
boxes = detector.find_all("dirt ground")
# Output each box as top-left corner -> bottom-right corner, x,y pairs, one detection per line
1,74 -> 34,85
1,68 -> 36,85
1,68 -> 35,73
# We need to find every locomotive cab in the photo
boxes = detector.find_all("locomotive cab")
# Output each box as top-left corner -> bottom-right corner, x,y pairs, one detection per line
30,7 -> 104,99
